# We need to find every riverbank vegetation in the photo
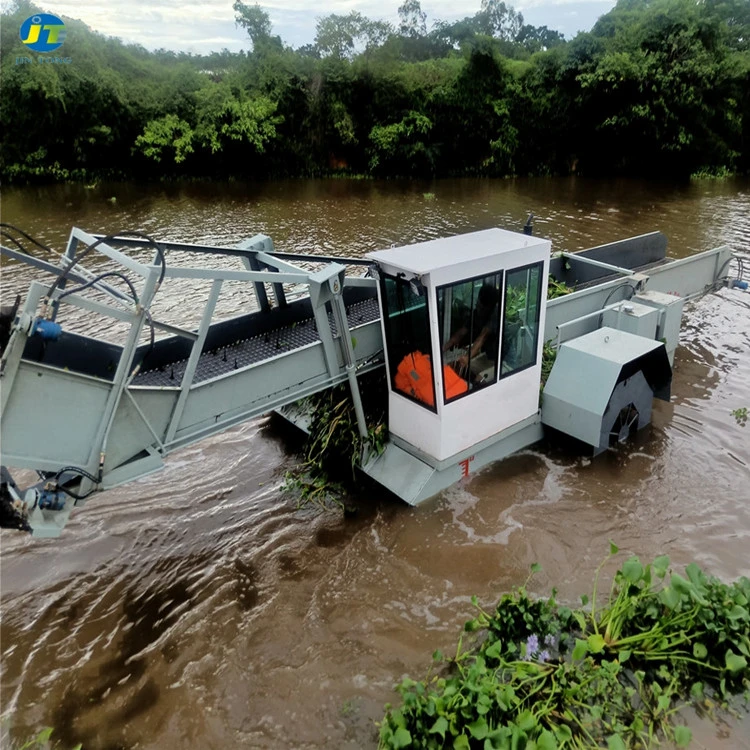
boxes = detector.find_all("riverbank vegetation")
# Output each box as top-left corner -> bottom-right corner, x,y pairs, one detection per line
378,545 -> 750,749
1,0 -> 749,183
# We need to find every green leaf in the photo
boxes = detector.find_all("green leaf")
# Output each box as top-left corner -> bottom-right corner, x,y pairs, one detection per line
468,717 -> 489,740
671,573 -> 693,596
693,642 -> 708,659
690,681 -> 704,698
653,555 -> 670,579
453,735 -> 471,750
485,639 -> 503,660
727,605 -> 748,622
674,725 -> 692,748
580,593 -> 589,606
572,639 -> 588,660
429,716 -> 448,739
433,649 -> 443,662
725,650 -> 747,674
587,633 -> 606,653
537,729 -> 557,750
659,586 -> 681,610
685,562 -> 705,588
609,541 -> 619,555
622,556 -> 643,584
607,734 -> 627,750
393,727 -> 412,749
619,649 -> 631,663
531,562 -> 542,574
485,727 -> 511,749
656,694 -> 671,714
517,710 -> 536,732
35,729 -> 54,744
554,725 -> 573,743
572,611 -> 587,631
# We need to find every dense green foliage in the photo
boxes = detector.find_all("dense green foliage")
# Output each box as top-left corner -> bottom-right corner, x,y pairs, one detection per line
1,0 -> 749,182
379,546 -> 750,749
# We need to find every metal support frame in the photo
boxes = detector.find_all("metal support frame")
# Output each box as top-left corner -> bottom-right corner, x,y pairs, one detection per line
555,301 -> 626,349
0,282 -> 46,410
125,390 -> 165,451
560,252 -> 635,277
163,279 -> 223,445
94,234 -> 370,266
1,226 -> 385,535
86,267 -> 158,484
331,290 -> 369,443
239,253 -> 271,312
0,246 -> 134,312
308,267 -> 343,377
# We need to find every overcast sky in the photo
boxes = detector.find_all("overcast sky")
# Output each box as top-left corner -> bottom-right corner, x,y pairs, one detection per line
7,0 -> 617,54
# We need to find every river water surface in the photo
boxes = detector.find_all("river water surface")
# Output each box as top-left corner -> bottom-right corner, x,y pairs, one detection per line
1,177 -> 750,749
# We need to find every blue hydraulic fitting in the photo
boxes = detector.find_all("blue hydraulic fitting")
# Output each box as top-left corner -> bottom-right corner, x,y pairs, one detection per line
32,319 -> 62,341
731,279 -> 749,291
38,490 -> 66,511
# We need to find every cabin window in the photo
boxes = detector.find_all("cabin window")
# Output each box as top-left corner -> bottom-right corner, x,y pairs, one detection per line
500,262 -> 543,377
380,274 -> 437,411
437,273 -> 503,403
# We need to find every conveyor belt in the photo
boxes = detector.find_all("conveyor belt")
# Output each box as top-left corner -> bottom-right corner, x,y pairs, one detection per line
133,297 -> 381,387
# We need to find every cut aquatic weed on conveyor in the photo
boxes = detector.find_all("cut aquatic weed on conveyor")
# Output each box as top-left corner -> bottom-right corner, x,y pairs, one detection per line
283,370 -> 388,510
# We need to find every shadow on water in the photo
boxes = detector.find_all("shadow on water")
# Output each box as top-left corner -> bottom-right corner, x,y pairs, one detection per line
4,547 -> 239,750
51,557 -> 209,749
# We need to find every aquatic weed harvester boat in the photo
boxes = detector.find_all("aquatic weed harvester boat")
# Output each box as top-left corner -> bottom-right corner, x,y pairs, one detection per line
1,223 -> 747,536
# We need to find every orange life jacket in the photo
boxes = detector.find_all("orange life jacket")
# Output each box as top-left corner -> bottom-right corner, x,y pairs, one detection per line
394,351 -> 468,406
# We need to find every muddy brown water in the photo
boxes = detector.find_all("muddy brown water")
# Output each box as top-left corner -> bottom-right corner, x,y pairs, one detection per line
1,177 -> 749,749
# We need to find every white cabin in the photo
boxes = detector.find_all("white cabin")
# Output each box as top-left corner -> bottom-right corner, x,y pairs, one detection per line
368,229 -> 551,462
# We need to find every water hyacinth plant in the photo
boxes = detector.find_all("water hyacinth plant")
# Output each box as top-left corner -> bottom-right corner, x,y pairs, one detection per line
283,372 -> 388,509
378,545 -> 750,749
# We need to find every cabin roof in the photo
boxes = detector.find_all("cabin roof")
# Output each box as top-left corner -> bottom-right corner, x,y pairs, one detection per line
367,228 -> 549,276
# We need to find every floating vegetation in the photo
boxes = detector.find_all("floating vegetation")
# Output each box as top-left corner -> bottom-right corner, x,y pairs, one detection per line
283,371 -> 387,510
731,407 -> 748,426
540,341 -> 557,395
690,167 -> 734,180
423,192 -> 437,201
548,277 -> 573,299
378,545 -> 750,749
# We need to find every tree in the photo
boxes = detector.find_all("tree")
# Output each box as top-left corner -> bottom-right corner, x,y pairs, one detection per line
398,0 -> 427,39
515,24 -> 565,52
369,110 -> 434,173
135,114 -> 194,163
314,12 -> 392,59
2,0 -> 748,182
575,0 -> 743,174
478,0 -> 523,41
315,12 -> 366,59
233,2 -> 280,51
